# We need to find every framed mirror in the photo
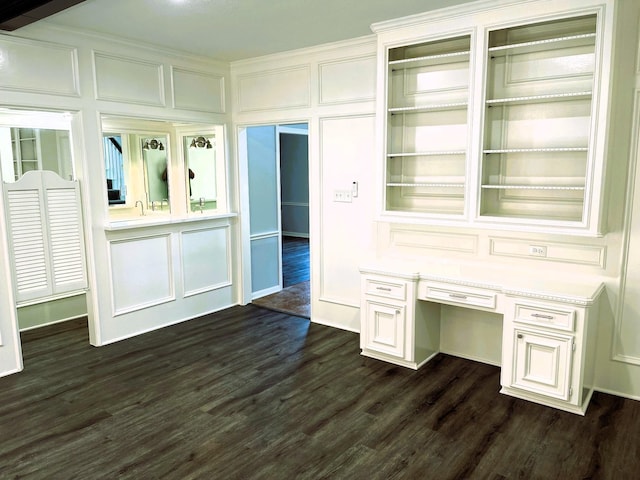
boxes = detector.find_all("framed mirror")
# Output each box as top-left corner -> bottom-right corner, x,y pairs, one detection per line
101,116 -> 171,218
182,125 -> 226,214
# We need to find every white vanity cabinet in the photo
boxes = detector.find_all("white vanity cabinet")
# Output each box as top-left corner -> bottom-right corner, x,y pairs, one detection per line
360,270 -> 440,369
500,292 -> 601,415
372,0 -> 637,235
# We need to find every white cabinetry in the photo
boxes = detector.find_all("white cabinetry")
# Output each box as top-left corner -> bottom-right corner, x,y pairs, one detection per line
384,35 -> 471,217
359,264 -> 603,414
360,271 -> 440,369
372,0 -> 636,235
501,294 -> 600,414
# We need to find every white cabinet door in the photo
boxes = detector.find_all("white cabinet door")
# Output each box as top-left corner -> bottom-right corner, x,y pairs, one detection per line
363,299 -> 406,359
510,328 -> 574,401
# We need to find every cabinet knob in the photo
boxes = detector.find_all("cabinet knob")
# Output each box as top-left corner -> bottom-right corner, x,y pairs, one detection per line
517,334 -> 523,339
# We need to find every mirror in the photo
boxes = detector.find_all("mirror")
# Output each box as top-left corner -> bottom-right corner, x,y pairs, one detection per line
0,110 -> 74,183
101,116 -> 228,220
101,116 -> 171,218
182,125 -> 225,214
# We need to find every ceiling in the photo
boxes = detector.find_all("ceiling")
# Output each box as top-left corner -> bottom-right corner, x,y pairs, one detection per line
28,0 -> 477,62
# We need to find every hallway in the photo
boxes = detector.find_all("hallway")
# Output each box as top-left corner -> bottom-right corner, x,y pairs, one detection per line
252,236 -> 310,318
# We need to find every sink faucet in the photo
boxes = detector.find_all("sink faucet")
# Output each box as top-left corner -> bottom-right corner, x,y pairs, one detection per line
135,200 -> 145,216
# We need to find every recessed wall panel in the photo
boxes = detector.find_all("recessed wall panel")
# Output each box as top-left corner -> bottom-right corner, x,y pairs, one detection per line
319,55 -> 376,104
238,66 -> 310,112
110,235 -> 173,315
172,67 -> 225,113
94,52 -> 165,106
0,37 -> 79,96
181,226 -> 231,296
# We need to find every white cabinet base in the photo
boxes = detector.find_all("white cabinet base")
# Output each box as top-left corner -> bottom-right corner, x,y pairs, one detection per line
500,385 -> 594,416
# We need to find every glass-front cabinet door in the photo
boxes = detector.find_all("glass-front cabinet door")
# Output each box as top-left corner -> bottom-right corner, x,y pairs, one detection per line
384,35 -> 471,218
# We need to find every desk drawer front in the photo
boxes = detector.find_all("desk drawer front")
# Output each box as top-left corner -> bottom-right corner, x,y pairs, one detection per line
421,282 -> 497,310
364,277 -> 407,301
514,303 -> 575,332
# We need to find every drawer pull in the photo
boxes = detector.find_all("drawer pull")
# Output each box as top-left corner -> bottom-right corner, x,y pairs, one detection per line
376,286 -> 392,291
449,293 -> 468,300
531,313 -> 554,320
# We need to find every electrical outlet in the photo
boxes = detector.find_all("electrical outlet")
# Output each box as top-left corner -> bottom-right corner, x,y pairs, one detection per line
333,190 -> 352,203
529,245 -> 547,257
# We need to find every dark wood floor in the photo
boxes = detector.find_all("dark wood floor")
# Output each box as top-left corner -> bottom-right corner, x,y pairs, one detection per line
1,306 -> 639,479
282,236 -> 309,287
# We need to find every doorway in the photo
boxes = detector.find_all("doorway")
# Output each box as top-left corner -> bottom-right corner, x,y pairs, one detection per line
241,122 -> 310,318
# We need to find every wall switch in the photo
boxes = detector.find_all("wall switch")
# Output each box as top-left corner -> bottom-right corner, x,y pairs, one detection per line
333,190 -> 352,203
529,245 -> 547,257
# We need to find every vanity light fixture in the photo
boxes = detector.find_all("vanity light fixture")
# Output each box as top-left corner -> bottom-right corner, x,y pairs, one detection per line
189,136 -> 212,149
143,138 -> 165,150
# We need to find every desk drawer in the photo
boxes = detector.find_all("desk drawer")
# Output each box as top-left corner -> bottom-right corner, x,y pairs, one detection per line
364,277 -> 407,301
514,302 -> 575,332
420,282 -> 497,310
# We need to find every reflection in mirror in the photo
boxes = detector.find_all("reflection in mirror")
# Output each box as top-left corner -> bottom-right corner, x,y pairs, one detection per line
142,137 -> 168,208
185,134 -> 216,212
183,126 -> 226,214
101,116 -> 171,219
0,126 -> 73,182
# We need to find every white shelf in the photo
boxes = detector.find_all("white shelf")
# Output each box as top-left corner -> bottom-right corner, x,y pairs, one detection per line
483,147 -> 588,154
388,183 -> 465,188
481,185 -> 585,191
389,102 -> 468,114
488,33 -> 596,54
486,91 -> 592,106
389,50 -> 470,66
388,151 -> 466,157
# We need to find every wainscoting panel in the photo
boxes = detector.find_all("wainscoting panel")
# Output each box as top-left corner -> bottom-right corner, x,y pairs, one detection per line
390,227 -> 478,254
318,55 -> 376,105
319,114 -> 376,307
0,36 -> 79,96
109,234 -> 174,315
490,237 -> 606,267
172,67 -> 225,113
237,66 -> 310,112
94,52 -> 165,106
181,226 -> 231,297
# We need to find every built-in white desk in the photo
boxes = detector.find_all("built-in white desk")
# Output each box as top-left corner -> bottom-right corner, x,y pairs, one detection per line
359,261 -> 604,415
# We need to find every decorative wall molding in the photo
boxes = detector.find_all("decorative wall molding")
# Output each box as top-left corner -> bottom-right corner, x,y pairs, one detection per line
318,114 -> 376,307
612,89 -> 640,365
390,227 -> 478,254
181,226 -> 232,297
172,67 -> 225,113
318,55 -> 376,105
93,51 -> 165,106
237,66 -> 311,112
109,234 -> 174,316
489,236 -> 606,267
0,35 -> 79,97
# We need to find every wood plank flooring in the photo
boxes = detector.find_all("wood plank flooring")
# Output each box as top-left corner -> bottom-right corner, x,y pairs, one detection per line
1,306 -> 639,479
282,236 -> 309,288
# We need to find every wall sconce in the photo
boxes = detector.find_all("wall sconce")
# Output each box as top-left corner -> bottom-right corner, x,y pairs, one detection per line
143,138 -> 165,150
189,136 -> 212,149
